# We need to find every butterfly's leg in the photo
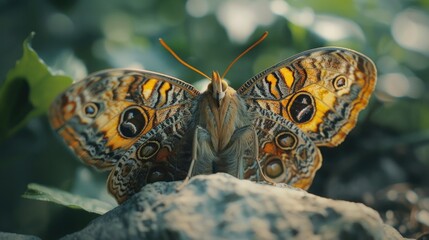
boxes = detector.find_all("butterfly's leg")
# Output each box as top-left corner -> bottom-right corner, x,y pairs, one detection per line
234,126 -> 257,179
177,125 -> 212,190
221,125 -> 274,184
186,126 -> 202,180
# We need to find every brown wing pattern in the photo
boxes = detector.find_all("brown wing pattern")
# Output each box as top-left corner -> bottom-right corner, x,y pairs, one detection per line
238,47 -> 377,146
107,109 -> 194,203
246,105 -> 322,189
49,69 -> 200,169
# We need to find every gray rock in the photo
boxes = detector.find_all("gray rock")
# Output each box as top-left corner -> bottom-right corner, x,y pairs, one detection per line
61,173 -> 405,240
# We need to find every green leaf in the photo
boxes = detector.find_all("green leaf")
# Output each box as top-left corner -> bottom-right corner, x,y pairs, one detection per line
22,183 -> 115,215
0,32 -> 73,141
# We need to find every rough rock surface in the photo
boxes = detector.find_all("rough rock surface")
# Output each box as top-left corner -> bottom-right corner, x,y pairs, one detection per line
61,173 -> 405,240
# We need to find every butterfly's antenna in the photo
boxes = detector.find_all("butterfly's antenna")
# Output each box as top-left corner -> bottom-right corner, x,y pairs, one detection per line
221,31 -> 268,79
159,38 -> 211,80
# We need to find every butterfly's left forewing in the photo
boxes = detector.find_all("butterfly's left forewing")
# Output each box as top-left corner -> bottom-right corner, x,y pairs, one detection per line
49,69 -> 200,169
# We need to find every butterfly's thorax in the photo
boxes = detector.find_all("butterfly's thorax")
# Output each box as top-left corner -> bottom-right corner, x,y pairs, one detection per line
196,87 -> 251,152
189,72 -> 255,175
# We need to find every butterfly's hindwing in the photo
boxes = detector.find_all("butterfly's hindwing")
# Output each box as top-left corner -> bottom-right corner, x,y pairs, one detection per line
108,105 -> 194,203
247,105 -> 322,188
238,47 -> 376,147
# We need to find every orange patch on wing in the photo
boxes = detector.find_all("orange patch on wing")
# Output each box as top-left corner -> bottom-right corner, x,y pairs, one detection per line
292,177 -> 313,190
156,147 -> 171,162
279,67 -> 294,88
262,142 -> 277,155
142,79 -> 158,100
49,105 -> 66,130
266,74 -> 281,99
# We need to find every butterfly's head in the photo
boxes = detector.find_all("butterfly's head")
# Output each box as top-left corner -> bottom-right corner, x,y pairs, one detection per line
209,71 -> 228,107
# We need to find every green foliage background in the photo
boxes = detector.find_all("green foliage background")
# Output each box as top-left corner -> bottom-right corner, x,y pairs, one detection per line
1,0 -> 429,238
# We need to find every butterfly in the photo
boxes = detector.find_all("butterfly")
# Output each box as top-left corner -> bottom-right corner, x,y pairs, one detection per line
49,33 -> 377,203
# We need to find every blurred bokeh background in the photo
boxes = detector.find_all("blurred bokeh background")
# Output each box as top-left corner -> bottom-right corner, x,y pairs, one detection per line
1,0 -> 429,238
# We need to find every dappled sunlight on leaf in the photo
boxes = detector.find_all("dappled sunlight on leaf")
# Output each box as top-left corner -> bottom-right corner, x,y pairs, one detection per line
71,167 -> 117,206
23,183 -> 115,215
